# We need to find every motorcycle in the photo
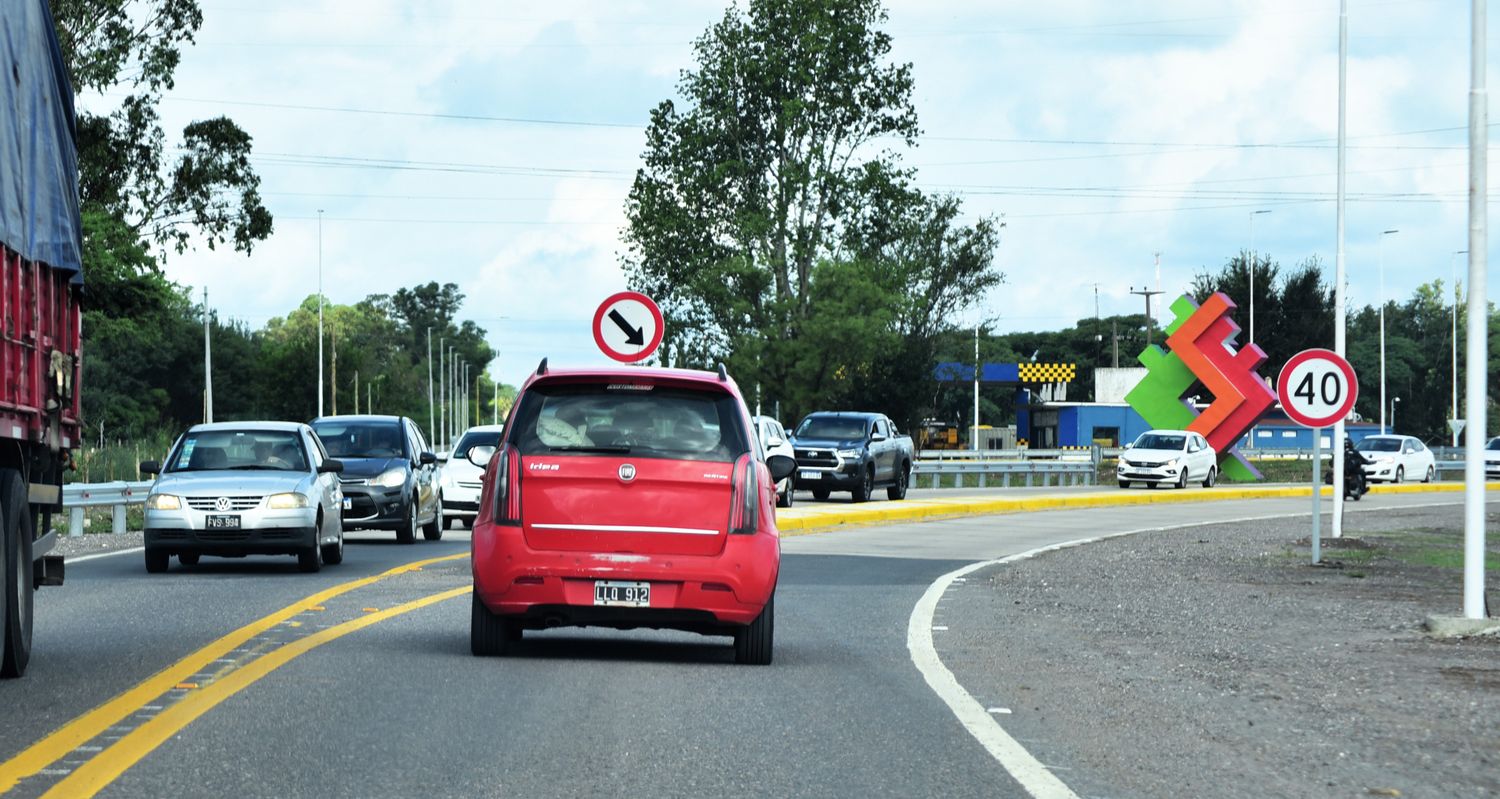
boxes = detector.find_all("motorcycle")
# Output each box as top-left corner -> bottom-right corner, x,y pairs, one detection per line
1324,447 -> 1371,501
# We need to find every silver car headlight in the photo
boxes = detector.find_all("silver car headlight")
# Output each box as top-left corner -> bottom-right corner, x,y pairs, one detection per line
267,493 -> 310,509
372,467 -> 407,488
146,494 -> 181,511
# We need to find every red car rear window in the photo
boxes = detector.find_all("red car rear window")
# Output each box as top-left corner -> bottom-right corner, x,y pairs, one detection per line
509,382 -> 750,463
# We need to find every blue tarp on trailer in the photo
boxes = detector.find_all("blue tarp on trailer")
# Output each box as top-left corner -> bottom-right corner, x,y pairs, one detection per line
0,0 -> 81,274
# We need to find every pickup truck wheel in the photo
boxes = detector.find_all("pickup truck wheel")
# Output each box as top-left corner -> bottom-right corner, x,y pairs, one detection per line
811,489 -> 830,501
1,469 -> 33,678
852,467 -> 874,503
886,464 -> 910,500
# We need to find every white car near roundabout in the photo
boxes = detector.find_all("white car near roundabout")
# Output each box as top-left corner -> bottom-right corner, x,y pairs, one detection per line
1355,434 -> 1437,483
754,415 -> 796,507
1117,429 -> 1219,489
438,424 -> 505,528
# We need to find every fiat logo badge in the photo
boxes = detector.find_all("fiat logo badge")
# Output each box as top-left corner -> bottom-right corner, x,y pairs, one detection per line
215,497 -> 230,512
618,464 -> 637,482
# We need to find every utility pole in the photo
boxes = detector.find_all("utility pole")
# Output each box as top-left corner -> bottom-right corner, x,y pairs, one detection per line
427,328 -> 434,443
1462,0 -> 1488,620
316,209 -> 324,419
438,338 -> 446,451
972,324 -> 980,451
1332,0 -> 1349,539
330,323 -> 338,416
354,370 -> 359,415
1248,209 -> 1271,345
493,379 -> 499,425
1450,250 -> 1467,446
1377,228 -> 1400,431
1129,285 -> 1165,347
1112,320 -> 1119,368
203,286 -> 213,423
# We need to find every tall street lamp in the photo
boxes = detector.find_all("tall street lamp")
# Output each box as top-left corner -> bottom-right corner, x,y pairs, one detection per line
1377,228 -> 1399,431
1248,209 -> 1271,345
1450,249 -> 1466,445
316,209 -> 325,418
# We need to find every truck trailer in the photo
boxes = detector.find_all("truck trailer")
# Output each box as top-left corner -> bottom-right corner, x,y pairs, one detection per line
0,0 -> 85,678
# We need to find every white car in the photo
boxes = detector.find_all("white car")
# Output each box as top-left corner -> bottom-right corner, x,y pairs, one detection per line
1486,437 -> 1500,480
438,424 -> 504,528
1355,434 -> 1436,483
754,415 -> 796,507
1117,429 -> 1218,489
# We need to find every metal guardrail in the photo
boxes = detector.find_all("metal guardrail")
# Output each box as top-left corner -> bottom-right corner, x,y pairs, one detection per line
62,480 -> 153,537
912,460 -> 1096,489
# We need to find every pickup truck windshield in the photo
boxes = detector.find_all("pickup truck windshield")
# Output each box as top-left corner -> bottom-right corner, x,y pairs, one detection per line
796,417 -> 867,439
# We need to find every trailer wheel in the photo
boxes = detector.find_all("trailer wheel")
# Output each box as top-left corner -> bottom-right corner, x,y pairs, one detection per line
1,469 -> 34,678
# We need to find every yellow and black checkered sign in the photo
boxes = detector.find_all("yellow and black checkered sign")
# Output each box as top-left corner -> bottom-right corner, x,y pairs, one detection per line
1017,362 -> 1076,383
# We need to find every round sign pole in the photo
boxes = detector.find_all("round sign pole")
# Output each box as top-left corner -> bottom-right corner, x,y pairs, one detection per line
1278,348 -> 1360,563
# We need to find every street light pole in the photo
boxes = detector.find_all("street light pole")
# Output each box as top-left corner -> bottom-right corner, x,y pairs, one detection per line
1391,396 -> 1400,432
438,338 -> 446,451
1332,0 -> 1349,540
427,328 -> 434,444
1377,228 -> 1399,432
1450,250 -> 1466,445
1462,0 -> 1489,620
1248,209 -> 1271,346
316,209 -> 324,419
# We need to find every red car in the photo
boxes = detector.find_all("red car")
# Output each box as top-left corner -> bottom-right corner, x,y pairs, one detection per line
469,361 -> 796,665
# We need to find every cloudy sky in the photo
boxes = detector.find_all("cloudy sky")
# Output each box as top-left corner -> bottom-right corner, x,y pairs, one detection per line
101,0 -> 1491,389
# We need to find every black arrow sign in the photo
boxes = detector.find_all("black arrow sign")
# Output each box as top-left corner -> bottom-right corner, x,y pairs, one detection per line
608,309 -> 645,346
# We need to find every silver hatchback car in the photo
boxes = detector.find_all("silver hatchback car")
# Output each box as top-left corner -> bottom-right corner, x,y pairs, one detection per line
141,422 -> 346,573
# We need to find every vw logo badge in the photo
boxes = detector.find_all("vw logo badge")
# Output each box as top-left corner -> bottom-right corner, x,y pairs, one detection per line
215,497 -> 230,512
618,464 -> 637,482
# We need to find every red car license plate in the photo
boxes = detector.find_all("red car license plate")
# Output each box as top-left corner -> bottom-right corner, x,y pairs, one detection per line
593,581 -> 650,607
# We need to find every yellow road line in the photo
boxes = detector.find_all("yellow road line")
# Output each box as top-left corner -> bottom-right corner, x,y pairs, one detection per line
41,585 -> 472,799
0,552 -> 468,792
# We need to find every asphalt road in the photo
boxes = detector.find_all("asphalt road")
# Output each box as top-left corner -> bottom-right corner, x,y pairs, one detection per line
0,493 -> 1471,798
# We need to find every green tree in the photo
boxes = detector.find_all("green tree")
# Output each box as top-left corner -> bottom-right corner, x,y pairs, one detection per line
53,0 -> 272,256
623,0 -> 999,428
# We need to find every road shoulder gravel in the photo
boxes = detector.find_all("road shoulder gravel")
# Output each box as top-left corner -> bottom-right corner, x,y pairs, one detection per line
935,504 -> 1500,799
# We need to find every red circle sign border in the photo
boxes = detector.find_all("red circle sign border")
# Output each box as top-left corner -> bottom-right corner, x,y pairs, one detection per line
1277,348 -> 1358,428
592,291 -> 665,363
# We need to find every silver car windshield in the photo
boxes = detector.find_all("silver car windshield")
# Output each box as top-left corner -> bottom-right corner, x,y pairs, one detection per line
166,430 -> 309,472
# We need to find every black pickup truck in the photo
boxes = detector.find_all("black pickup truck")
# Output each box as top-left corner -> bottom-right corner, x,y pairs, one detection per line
790,412 -> 914,502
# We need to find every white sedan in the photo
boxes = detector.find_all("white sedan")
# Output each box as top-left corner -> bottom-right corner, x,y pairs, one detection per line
1117,429 -> 1219,489
439,424 -> 505,528
1355,435 -> 1437,483
1487,437 -> 1500,480
754,415 -> 796,507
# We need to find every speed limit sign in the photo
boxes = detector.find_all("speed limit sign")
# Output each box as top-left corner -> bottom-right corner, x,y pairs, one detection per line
1277,348 -> 1359,428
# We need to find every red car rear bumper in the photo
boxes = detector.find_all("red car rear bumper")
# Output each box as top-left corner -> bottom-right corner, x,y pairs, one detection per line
472,523 -> 779,627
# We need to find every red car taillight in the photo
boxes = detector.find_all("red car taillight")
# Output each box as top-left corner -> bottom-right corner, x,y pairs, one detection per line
491,444 -> 522,526
728,453 -> 759,534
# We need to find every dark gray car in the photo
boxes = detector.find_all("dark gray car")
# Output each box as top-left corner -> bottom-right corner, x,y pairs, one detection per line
311,415 -> 443,543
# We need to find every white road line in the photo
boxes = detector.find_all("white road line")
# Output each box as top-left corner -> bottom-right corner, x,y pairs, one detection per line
906,497 -> 1486,799
65,547 -> 144,564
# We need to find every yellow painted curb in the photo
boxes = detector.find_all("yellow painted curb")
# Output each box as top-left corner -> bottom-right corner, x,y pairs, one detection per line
775,481 -> 1495,536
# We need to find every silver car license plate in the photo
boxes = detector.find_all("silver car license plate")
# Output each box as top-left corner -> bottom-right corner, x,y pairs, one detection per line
205,514 -> 241,529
